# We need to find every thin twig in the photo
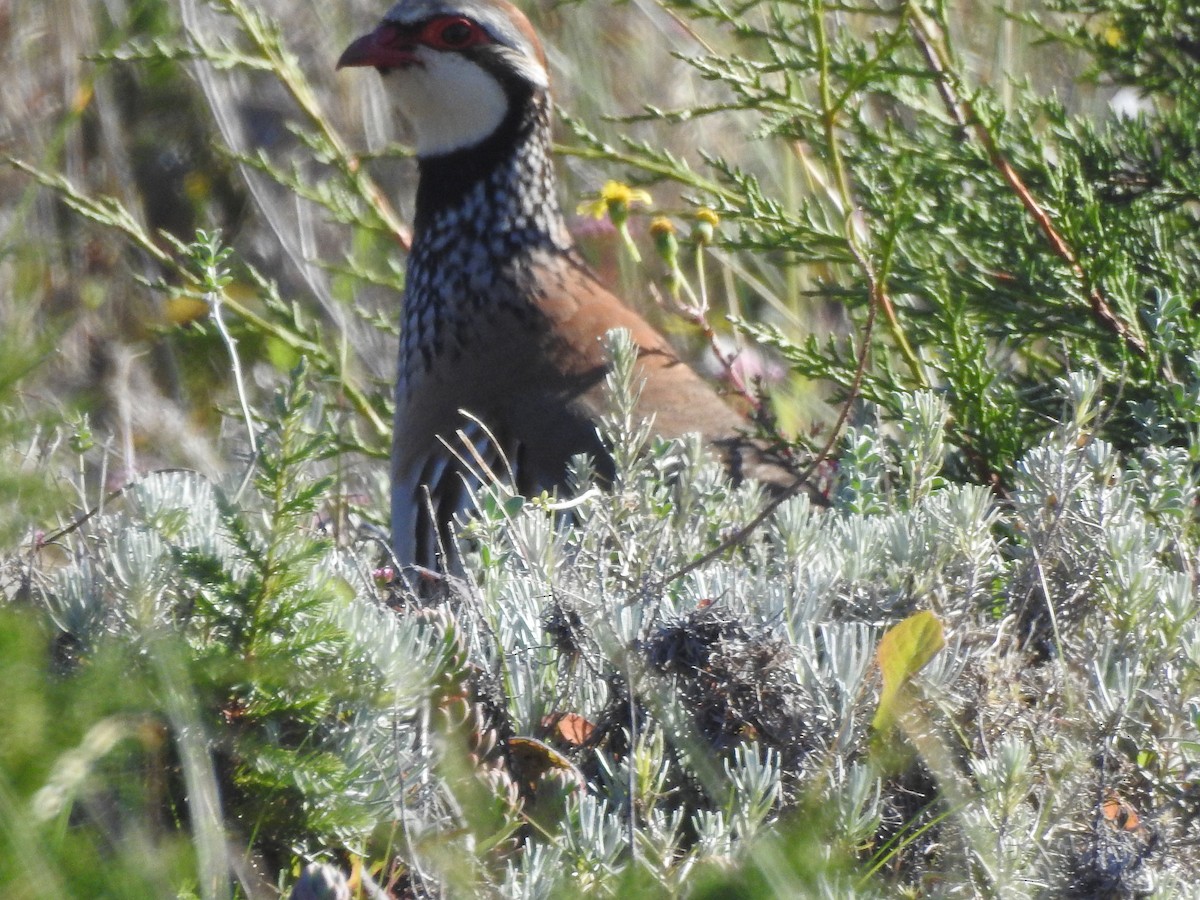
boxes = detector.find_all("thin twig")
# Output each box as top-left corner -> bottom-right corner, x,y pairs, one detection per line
813,0 -> 926,386
648,279 -> 762,411
906,3 -> 1146,357
665,295 -> 878,584
210,287 -> 258,456
664,0 -> 925,583
34,468 -> 198,548
7,157 -> 391,441
198,0 -> 411,249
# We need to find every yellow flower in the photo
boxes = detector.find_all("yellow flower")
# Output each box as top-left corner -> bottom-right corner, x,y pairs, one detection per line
648,215 -> 676,235
577,180 -> 653,227
183,170 -> 213,204
602,180 -> 652,207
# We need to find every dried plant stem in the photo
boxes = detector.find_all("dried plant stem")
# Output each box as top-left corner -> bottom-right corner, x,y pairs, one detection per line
6,157 -> 390,441
649,274 -> 761,411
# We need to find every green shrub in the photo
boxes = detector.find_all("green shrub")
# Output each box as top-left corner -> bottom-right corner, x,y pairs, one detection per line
3,0 -> 1198,896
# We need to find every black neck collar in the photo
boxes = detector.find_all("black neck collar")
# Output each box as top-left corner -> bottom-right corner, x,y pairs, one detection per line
412,85 -> 551,232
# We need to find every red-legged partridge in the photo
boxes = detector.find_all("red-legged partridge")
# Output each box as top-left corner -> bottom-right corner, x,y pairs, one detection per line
339,0 -> 801,572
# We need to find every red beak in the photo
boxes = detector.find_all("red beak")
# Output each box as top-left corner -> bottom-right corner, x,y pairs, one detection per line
337,24 -> 416,70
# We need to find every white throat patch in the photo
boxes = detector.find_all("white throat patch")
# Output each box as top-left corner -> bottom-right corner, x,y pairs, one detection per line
391,50 -> 510,156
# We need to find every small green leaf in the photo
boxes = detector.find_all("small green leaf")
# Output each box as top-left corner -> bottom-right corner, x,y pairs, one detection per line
872,610 -> 945,733
265,335 -> 302,372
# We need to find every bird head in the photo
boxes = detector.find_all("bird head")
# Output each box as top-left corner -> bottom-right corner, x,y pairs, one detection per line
338,0 -> 550,157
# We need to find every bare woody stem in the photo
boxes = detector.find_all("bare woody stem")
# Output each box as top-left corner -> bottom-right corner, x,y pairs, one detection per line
906,3 -> 1147,358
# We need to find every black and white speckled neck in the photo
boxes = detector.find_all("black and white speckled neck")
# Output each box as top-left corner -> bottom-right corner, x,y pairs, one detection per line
399,90 -> 573,395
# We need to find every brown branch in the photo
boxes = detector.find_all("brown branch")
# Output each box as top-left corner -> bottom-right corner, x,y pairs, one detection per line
907,4 -> 1146,358
34,468 -> 200,549
664,294 -> 878,585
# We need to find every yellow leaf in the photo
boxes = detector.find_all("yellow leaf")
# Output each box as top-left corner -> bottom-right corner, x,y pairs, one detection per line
164,294 -> 210,326
71,83 -> 94,114
872,610 -> 944,733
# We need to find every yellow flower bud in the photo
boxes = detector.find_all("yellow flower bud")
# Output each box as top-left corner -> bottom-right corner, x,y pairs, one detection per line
649,216 -> 678,267
692,207 -> 720,245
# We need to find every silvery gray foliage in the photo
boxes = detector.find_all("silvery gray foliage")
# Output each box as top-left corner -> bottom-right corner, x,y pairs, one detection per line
33,357 -> 1200,894
40,459 -> 454,857
44,472 -> 224,643
403,352 -> 1200,893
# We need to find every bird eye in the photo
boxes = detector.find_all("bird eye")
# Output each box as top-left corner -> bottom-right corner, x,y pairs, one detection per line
429,17 -> 477,49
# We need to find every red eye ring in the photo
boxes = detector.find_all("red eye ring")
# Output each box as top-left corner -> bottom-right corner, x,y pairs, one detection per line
421,16 -> 484,50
